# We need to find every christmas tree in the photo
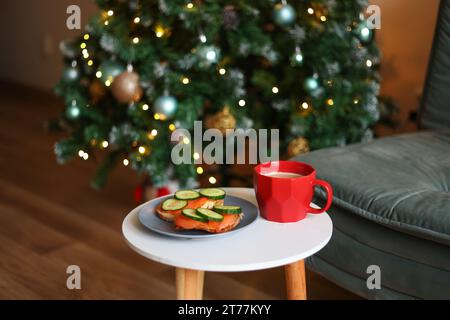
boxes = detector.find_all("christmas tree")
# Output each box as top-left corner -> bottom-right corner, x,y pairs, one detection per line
53,0 -> 381,189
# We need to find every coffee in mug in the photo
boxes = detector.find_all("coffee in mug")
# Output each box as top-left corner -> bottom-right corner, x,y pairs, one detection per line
262,172 -> 303,179
254,161 -> 333,223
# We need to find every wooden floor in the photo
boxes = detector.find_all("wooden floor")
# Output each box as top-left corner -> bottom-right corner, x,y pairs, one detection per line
0,82 -> 360,300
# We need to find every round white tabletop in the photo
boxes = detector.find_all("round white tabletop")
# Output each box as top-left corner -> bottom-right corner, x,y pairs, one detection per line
122,188 -> 333,272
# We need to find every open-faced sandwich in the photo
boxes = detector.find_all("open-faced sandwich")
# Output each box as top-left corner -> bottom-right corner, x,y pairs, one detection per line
156,188 -> 244,233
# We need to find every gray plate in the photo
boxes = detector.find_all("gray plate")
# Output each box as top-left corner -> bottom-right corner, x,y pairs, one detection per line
138,194 -> 259,239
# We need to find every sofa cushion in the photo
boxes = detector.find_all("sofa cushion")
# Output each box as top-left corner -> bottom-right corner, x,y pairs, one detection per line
296,131 -> 450,246
419,0 -> 450,132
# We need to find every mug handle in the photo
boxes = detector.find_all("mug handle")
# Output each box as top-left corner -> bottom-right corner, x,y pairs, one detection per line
308,179 -> 333,214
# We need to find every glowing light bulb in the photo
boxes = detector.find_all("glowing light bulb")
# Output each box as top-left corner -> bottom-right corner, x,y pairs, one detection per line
186,2 -> 194,9
307,8 -> 314,15
78,150 -> 85,157
183,137 -> 190,144
193,152 -> 200,160
133,17 -> 140,24
209,176 -> 217,184
101,140 -> 109,148
361,27 -> 370,38
238,99 -> 246,107
82,153 -> 89,160
154,113 -> 160,120
105,80 -> 112,87
181,77 -> 190,84
83,34 -> 90,40
96,71 -> 102,78
196,167 -> 204,174
68,105 -> 80,118
169,123 -> 176,131
155,25 -> 165,38
199,34 -> 207,43
142,104 -> 149,111
107,10 -> 114,16
132,37 -> 139,44
138,146 -> 147,154
123,159 -> 129,166
272,86 -> 279,94
301,102 -> 309,109
87,60 -> 93,66
206,50 -> 217,61
366,59 -> 373,67
320,15 -> 327,22
151,129 -> 158,136
327,98 -> 334,106
219,68 -> 226,75
80,43 -> 86,49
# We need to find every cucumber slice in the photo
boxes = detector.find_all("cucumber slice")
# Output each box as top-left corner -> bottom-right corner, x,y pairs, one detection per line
213,205 -> 242,214
196,208 -> 224,222
182,209 -> 208,222
199,188 -> 226,200
175,190 -> 200,200
161,199 -> 187,211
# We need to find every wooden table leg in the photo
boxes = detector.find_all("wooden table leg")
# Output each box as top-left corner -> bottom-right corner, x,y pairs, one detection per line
284,260 -> 307,300
176,268 -> 205,300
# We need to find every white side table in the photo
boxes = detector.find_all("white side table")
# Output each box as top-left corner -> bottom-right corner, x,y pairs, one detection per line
122,188 -> 332,300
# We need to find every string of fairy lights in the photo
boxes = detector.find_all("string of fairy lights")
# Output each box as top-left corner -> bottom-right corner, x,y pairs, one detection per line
69,1 -> 375,186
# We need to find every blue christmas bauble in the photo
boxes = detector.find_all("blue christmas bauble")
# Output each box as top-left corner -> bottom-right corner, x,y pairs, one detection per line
356,20 -> 374,44
66,101 -> 81,120
98,60 -> 125,84
197,45 -> 220,65
291,48 -> 303,66
304,76 -> 319,92
154,95 -> 178,118
62,66 -> 80,82
273,3 -> 296,27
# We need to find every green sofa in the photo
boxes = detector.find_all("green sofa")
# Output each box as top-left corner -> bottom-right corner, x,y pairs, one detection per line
295,0 -> 450,299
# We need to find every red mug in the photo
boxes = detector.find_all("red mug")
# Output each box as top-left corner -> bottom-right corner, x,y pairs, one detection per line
254,161 -> 333,223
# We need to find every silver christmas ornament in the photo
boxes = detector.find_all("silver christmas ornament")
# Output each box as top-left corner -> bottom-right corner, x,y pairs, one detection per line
291,47 -> 303,66
356,20 -> 374,44
62,66 -> 80,82
154,95 -> 178,118
66,100 -> 81,120
98,60 -> 124,84
198,45 -> 220,65
304,74 -> 320,92
273,3 -> 296,27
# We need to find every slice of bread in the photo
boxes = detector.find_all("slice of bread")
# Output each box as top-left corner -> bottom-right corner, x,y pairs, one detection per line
212,213 -> 243,233
155,203 -> 176,221
175,213 -> 243,233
